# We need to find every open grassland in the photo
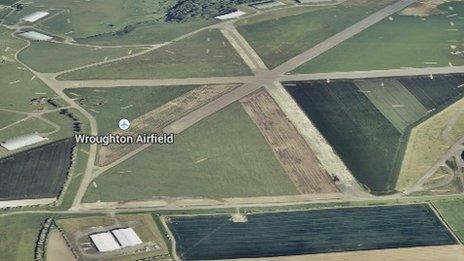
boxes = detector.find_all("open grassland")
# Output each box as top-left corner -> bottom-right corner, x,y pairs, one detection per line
0,0 -> 18,5
0,138 -> 74,200
36,10 -> 74,37
241,90 -> 338,194
433,199 -> 464,242
57,214 -> 169,259
168,204 -> 456,260
0,28 -> 57,112
84,102 -> 298,202
0,117 -> 55,142
18,42 -> 142,73
7,0 -> 176,38
398,96 -> 464,191
96,84 -> 238,165
59,29 -> 251,80
355,79 -> 428,132
0,110 -> 26,129
77,20 -> 213,46
0,214 -> 49,261
284,80 -> 402,194
64,85 -> 196,135
294,1 -> 464,73
237,0 -> 396,68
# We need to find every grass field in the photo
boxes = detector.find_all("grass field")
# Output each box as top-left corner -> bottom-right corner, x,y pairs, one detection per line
168,204 -> 456,260
18,42 -> 142,73
35,10 -> 74,37
398,96 -> 464,191
64,85 -> 197,135
83,102 -> 298,202
0,110 -> 26,129
284,80 -> 402,193
0,117 -> 55,142
433,199 -> 464,242
0,28 -> 57,112
237,0 -> 395,68
59,29 -> 251,80
76,20 -> 214,46
355,79 -> 427,132
294,2 -> 464,73
0,138 -> 74,200
6,0 -> 176,38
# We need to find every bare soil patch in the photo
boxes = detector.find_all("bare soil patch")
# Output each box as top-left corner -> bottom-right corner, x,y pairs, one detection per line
241,90 -> 338,194
98,84 -> 239,166
400,0 -> 448,17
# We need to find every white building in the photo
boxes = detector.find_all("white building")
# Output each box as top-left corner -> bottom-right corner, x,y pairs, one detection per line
215,10 -> 246,20
1,133 -> 48,151
21,11 -> 50,23
89,232 -> 121,252
112,228 -> 143,247
19,31 -> 53,41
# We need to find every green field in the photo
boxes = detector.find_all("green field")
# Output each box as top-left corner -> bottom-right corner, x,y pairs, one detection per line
59,29 -> 251,80
355,79 -> 428,132
63,85 -> 197,134
35,10 -> 73,37
0,117 -> 55,142
76,20 -> 213,46
83,102 -> 298,202
294,2 -> 464,73
237,0 -> 395,68
0,110 -> 26,129
433,199 -> 464,242
284,80 -> 403,193
0,28 -> 57,112
18,42 -> 141,73
6,0 -> 176,38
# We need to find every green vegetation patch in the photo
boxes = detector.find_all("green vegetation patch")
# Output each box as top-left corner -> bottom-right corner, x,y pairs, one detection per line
433,199 -> 464,242
284,80 -> 402,193
355,79 -> 427,132
294,2 -> 464,73
0,138 -> 74,200
237,0 -> 395,68
76,20 -> 213,46
0,28 -> 57,112
83,102 -> 297,202
0,117 -> 55,142
18,42 -> 142,73
0,110 -> 26,129
59,29 -> 251,80
35,10 -> 74,37
0,0 -> 19,5
64,85 -> 196,134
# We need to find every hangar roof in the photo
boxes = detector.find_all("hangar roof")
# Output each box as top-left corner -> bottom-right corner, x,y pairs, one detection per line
112,228 -> 143,247
1,133 -> 48,151
90,232 -> 121,252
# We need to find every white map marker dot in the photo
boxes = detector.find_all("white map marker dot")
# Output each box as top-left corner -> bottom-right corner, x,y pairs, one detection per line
118,118 -> 130,130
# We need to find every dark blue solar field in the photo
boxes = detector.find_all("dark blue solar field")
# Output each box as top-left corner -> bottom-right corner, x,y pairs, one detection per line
168,204 -> 457,260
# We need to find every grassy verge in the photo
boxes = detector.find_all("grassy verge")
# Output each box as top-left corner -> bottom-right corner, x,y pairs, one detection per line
83,102 -> 298,202
433,198 -> 464,242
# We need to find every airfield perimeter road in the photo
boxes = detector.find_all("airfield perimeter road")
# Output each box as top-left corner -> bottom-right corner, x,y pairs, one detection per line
1,0 -> 427,210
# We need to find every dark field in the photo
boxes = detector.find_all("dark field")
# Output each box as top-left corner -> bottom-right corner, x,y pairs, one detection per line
168,204 -> 456,260
399,74 -> 464,110
0,138 -> 75,200
284,81 -> 402,193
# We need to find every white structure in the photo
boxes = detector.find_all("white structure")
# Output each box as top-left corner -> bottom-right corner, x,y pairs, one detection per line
90,232 -> 121,252
1,133 -> 48,151
215,10 -> 246,20
112,228 -> 143,247
21,11 -> 49,23
19,31 -> 53,41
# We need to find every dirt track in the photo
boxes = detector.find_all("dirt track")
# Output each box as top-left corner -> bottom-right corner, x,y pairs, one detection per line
241,90 -> 338,194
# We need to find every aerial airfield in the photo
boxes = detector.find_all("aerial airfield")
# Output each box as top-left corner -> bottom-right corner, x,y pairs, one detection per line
1,0 -> 464,260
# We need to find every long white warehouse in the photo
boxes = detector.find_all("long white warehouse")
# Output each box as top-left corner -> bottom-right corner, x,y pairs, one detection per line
21,11 -> 49,23
1,133 -> 48,151
19,31 -> 53,41
215,10 -> 246,20
112,228 -> 143,247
